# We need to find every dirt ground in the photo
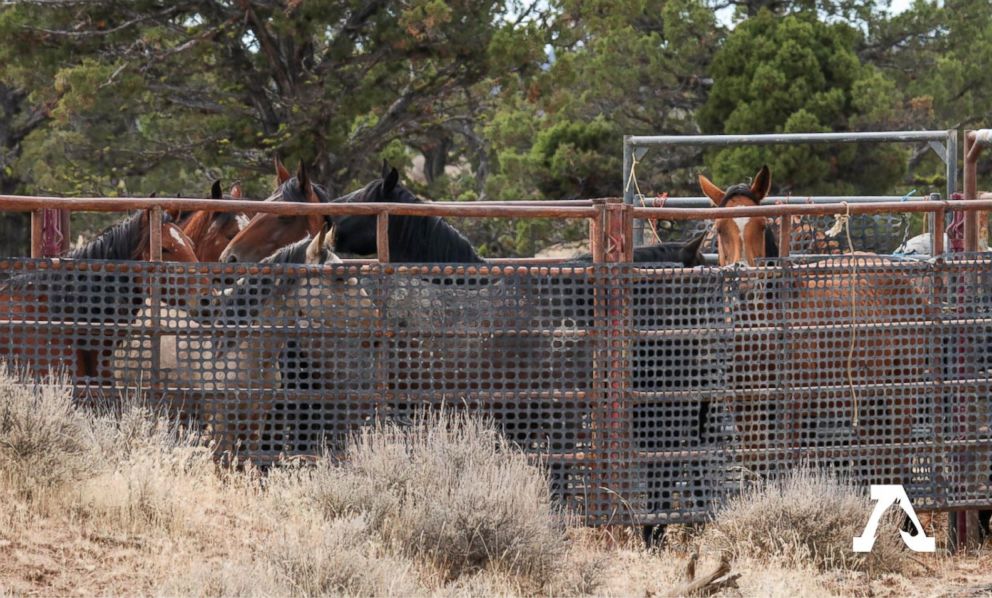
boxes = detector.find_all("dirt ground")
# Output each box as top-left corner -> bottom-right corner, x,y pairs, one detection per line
1,511 -> 990,597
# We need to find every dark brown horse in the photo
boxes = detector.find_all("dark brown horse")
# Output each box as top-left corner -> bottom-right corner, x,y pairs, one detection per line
0,211 -> 198,381
219,160 -> 328,263
699,166 -> 933,478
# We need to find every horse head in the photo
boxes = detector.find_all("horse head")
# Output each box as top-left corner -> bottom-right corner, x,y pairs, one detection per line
699,165 -> 775,266
220,159 -> 328,263
329,161 -> 403,257
180,180 -> 251,262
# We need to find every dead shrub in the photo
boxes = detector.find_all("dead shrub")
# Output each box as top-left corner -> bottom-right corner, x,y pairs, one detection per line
268,514 -> 417,597
286,411 -> 570,586
72,400 -> 218,533
701,466 -> 912,575
0,365 -> 93,497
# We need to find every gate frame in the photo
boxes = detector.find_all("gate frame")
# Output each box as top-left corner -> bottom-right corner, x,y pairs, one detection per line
623,130 -> 959,248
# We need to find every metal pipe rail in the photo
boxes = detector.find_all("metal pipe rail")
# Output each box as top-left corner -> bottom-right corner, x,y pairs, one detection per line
623,129 -> 959,245
0,195 -> 599,219
632,198 -> 992,220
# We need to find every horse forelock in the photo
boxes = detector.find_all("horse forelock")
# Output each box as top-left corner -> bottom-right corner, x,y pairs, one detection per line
720,184 -> 759,207
273,177 -> 331,204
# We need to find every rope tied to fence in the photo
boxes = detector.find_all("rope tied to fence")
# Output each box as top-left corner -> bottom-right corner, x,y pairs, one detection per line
625,155 -> 663,244
824,202 -> 862,427
824,202 -> 861,426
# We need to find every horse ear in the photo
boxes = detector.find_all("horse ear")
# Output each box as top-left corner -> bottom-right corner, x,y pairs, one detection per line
751,165 -> 771,200
698,174 -> 724,206
383,167 -> 399,194
275,156 -> 291,184
305,231 -> 324,264
297,160 -> 318,202
229,181 -> 243,199
323,223 -> 336,251
381,159 -> 390,179
684,231 -> 706,255
211,180 -> 222,200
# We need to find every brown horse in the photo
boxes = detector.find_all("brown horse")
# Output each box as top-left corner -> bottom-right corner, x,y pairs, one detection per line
0,210 -> 198,381
179,181 -> 250,262
219,160 -> 327,263
699,166 -> 933,479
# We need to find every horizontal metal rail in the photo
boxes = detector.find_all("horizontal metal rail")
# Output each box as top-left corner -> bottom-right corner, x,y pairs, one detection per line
3,195 -> 991,221
445,195 -> 933,207
632,199 -> 992,221
628,130 -> 954,146
0,195 -> 599,219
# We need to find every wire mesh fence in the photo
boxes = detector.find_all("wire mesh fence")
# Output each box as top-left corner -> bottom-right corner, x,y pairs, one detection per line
1,255 -> 990,524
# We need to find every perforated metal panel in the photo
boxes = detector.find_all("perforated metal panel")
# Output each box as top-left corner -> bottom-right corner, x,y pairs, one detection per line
1,256 -> 990,524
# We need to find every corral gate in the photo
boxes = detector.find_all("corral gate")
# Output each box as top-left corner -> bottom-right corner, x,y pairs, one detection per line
0,129 -> 991,531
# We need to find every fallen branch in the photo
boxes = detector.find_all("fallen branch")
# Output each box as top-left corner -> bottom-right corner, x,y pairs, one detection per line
664,555 -> 739,598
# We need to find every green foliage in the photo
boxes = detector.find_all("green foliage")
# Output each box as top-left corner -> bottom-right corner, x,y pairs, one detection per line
699,10 -> 907,194
0,0 -> 538,200
1,1 -> 991,256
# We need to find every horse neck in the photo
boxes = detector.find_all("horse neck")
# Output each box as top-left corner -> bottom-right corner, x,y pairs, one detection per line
632,244 -> 685,264
390,215 -> 484,263
67,213 -> 148,261
181,211 -> 213,247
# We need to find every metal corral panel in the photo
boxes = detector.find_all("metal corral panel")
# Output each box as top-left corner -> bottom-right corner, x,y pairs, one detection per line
1,256 -> 990,525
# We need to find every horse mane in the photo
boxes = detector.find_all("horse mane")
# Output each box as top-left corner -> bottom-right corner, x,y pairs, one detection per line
67,210 -> 155,261
2,210 -> 156,294
356,178 -> 483,263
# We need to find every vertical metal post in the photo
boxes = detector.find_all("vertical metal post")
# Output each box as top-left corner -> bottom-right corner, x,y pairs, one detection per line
963,131 -> 979,252
149,207 -> 163,261
30,209 -> 43,258
603,199 -> 631,519
60,209 -> 71,254
148,207 -> 163,399
946,128 -> 958,202
376,212 -> 390,263
932,200 -> 945,257
623,204 -> 635,262
623,136 -> 643,248
591,200 -> 606,264
374,210 -> 391,426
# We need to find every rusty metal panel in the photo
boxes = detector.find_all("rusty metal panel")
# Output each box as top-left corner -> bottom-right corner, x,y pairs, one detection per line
1,256 -> 990,525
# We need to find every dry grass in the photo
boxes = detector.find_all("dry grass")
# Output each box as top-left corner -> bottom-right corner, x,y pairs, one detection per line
0,367 -> 94,497
279,412 -> 569,585
1,364 -> 989,597
701,466 -> 914,575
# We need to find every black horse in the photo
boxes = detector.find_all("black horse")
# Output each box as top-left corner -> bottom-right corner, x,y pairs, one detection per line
331,162 -> 706,268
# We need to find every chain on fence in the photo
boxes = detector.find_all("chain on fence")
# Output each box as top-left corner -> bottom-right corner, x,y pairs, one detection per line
1,255 -> 990,524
